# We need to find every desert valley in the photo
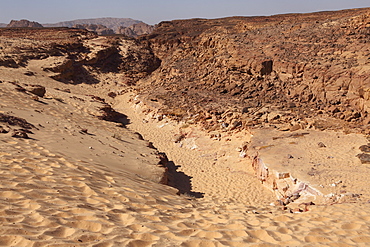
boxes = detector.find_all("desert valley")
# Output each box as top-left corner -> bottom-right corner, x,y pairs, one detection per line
1,7 -> 370,246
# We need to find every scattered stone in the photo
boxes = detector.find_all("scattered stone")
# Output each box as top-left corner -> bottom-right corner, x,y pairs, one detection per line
238,141 -> 249,158
0,126 -> 8,133
267,112 -> 281,122
359,144 -> 370,153
25,84 -> 46,97
14,86 -> 26,93
210,133 -> 221,141
291,208 -> 303,213
289,124 -> 301,131
80,128 -> 88,134
24,71 -> 35,76
11,129 -> 29,138
0,113 -> 35,129
356,153 -> 370,164
173,133 -> 186,143
31,95 -> 39,101
277,172 -> 290,179
299,202 -> 315,212
146,141 -> 155,149
134,132 -> 144,140
317,142 -> 326,148
108,92 -> 117,98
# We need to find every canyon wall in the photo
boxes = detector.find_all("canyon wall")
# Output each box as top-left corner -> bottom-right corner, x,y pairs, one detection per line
137,8 -> 370,133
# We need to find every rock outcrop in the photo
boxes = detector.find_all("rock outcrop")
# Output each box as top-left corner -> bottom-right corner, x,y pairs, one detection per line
7,19 -> 43,28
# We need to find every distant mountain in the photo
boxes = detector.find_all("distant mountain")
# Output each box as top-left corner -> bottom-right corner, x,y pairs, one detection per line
72,24 -> 115,35
43,17 -> 142,33
1,17 -> 154,37
7,19 -> 43,28
118,22 -> 155,37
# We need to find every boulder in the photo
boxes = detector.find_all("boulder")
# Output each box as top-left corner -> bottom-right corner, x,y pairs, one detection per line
25,85 -> 46,97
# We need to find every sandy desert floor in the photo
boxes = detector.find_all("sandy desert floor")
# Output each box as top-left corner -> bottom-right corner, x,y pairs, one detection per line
1,64 -> 370,246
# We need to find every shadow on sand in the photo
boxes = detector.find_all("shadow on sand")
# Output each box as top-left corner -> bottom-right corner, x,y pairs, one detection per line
165,159 -> 204,198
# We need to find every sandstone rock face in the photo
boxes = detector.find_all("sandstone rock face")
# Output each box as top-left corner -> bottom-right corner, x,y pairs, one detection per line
135,8 -> 370,133
118,22 -> 155,37
7,19 -> 43,28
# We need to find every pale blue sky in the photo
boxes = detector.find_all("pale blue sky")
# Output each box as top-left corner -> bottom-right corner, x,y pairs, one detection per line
1,0 -> 369,25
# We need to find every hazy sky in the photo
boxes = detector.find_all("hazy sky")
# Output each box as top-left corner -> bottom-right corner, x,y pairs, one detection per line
1,0 -> 369,24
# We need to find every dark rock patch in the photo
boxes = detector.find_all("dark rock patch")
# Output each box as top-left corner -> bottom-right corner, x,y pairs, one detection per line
356,153 -> 370,164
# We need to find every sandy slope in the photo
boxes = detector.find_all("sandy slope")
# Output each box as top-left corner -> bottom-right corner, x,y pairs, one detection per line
114,93 -> 276,206
0,66 -> 370,246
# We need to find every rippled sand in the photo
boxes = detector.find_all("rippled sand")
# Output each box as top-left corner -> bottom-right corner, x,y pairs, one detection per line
1,66 -> 370,246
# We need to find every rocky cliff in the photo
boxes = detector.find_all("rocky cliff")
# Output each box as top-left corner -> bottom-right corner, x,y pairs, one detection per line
135,8 -> 370,134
